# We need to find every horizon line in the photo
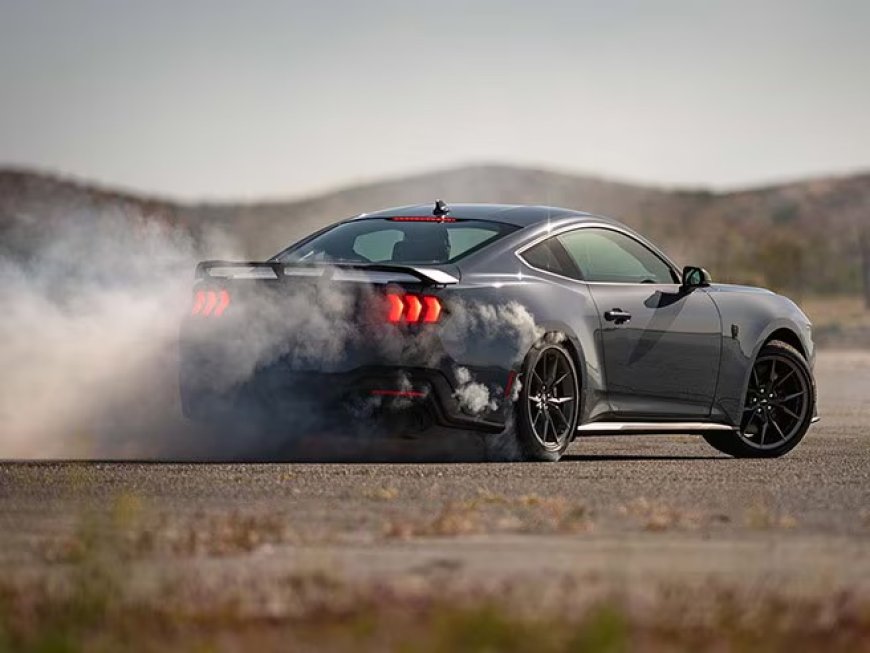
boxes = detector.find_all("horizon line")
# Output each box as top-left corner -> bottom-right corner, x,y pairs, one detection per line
1,160 -> 868,207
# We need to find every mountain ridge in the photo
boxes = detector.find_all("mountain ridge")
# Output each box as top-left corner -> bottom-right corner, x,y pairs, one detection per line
2,163 -> 869,297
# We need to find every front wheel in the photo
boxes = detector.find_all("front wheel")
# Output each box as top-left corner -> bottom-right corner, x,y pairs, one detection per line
513,341 -> 580,462
704,340 -> 815,458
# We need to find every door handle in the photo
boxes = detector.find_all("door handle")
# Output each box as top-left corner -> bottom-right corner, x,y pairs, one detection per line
604,308 -> 632,324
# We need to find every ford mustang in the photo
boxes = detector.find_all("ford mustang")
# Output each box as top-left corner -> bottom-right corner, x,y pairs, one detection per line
180,201 -> 817,461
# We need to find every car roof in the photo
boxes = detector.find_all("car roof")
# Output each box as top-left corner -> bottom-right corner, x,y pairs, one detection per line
352,203 -> 622,229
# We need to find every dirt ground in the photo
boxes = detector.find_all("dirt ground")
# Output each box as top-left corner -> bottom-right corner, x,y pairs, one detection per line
0,350 -> 869,651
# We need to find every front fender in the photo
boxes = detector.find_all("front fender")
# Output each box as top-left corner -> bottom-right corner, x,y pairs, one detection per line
707,287 -> 813,425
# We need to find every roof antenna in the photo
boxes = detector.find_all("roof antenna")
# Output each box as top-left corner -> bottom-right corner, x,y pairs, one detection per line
433,199 -> 450,217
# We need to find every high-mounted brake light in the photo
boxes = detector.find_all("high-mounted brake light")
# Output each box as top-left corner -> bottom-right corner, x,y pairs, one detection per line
385,292 -> 442,324
191,289 -> 231,318
388,216 -> 457,222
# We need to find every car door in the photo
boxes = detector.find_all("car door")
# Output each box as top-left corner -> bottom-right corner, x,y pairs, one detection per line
556,227 -> 722,418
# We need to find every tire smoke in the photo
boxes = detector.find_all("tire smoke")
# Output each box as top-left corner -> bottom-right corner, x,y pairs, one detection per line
0,207 -> 543,460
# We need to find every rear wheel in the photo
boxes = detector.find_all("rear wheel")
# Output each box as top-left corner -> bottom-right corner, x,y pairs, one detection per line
704,340 -> 814,458
515,341 -> 580,462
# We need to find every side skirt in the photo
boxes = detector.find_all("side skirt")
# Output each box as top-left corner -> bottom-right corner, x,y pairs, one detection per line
576,422 -> 738,436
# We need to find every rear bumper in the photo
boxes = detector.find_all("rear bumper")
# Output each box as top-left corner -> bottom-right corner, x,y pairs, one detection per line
180,363 -> 508,435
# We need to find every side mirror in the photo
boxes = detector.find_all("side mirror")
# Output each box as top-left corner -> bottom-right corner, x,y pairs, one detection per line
681,265 -> 712,290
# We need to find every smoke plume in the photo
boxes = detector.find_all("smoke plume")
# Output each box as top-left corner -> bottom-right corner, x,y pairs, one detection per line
0,208 -> 544,460
0,208 -> 235,458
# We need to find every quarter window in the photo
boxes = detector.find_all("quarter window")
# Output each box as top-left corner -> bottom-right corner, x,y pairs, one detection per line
557,229 -> 676,284
520,238 -> 576,277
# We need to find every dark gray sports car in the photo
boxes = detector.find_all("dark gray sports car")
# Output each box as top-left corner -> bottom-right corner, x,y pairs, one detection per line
180,200 -> 817,461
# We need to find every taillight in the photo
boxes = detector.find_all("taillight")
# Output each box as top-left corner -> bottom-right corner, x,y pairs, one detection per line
191,291 -> 206,315
421,295 -> 442,323
405,295 -> 423,323
191,289 -> 230,317
214,289 -> 230,316
387,294 -> 404,323
386,292 -> 442,324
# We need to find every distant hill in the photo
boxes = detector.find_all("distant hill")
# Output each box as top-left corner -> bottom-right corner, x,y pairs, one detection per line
2,163 -> 869,298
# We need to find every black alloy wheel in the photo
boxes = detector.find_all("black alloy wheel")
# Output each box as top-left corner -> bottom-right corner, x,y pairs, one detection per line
517,342 -> 579,461
704,340 -> 815,458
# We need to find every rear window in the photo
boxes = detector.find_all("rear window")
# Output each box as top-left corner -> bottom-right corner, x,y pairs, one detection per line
275,218 -> 518,265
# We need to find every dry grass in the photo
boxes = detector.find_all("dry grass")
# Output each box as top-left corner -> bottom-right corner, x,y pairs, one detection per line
744,501 -> 799,530
799,296 -> 870,347
364,486 -> 399,501
384,492 -> 592,539
800,296 -> 870,331
617,498 -> 703,532
2,572 -> 870,653
6,494 -> 870,652
41,494 -> 298,562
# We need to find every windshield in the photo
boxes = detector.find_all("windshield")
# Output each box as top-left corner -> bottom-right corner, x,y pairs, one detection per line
275,218 -> 518,265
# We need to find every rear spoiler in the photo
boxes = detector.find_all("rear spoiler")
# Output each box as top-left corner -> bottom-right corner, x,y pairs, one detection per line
194,261 -> 460,286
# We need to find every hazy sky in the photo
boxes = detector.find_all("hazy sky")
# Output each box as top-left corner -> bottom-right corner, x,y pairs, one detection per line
1,0 -> 868,200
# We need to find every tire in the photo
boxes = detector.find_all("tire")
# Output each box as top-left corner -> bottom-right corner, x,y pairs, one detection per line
704,340 -> 815,458
513,340 -> 581,462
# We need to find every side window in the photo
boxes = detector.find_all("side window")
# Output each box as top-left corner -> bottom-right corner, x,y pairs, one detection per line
520,238 -> 576,277
557,228 -> 676,284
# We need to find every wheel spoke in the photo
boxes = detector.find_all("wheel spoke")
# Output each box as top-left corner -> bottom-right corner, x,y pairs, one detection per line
548,396 -> 574,405
759,419 -> 769,445
539,410 -> 549,441
545,411 -> 559,442
547,354 -> 558,384
769,359 -> 777,387
550,404 -> 569,430
531,370 -> 544,391
770,417 -> 786,442
751,366 -> 761,391
552,371 -> 569,388
742,410 -> 759,435
532,406 -> 544,429
773,368 -> 794,390
777,390 -> 805,403
776,404 -> 800,420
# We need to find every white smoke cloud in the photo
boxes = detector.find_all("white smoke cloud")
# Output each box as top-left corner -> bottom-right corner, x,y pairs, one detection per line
0,209 -> 229,458
0,208 -> 547,460
441,299 -> 542,366
453,366 -> 498,415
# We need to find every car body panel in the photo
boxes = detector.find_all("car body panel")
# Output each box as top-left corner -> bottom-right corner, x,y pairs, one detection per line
180,202 -> 817,440
704,284 -> 815,424
585,283 -> 722,418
